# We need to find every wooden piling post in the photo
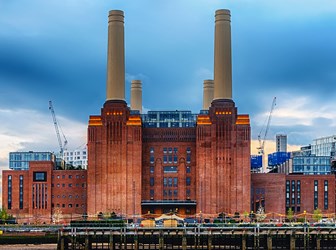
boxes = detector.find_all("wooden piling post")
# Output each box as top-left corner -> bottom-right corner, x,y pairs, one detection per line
267,235 -> 272,250
290,234 -> 295,250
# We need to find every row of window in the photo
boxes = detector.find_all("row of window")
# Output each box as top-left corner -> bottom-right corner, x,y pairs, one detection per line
52,203 -> 85,208
150,147 -> 192,154
52,195 -> 85,199
150,166 -> 191,174
286,180 -> 328,210
52,183 -> 86,188
149,189 -> 191,198
53,175 -> 85,179
150,147 -> 192,164
150,177 -> 191,186
8,175 -> 24,210
286,180 -> 301,206
64,151 -> 86,156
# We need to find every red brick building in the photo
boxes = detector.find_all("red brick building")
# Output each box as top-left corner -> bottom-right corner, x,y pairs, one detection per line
2,161 -> 87,224
251,173 -> 335,216
87,9 -> 251,218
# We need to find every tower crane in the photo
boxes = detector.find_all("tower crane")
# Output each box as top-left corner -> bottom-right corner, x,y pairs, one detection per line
49,101 -> 68,157
257,97 -> 276,169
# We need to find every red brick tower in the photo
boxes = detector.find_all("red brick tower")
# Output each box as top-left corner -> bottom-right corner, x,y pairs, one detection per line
196,10 -> 251,215
87,10 -> 142,217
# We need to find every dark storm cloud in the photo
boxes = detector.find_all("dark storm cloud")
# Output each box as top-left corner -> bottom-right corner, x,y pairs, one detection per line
1,0 -> 336,158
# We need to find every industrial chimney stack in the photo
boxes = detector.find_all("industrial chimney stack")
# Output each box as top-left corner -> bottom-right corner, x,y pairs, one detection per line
213,9 -> 232,100
106,10 -> 125,101
131,80 -> 142,113
203,79 -> 214,110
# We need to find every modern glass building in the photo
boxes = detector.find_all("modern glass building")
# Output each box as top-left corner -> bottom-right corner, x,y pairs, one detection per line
292,156 -> 331,175
311,135 -> 336,157
9,151 -> 55,170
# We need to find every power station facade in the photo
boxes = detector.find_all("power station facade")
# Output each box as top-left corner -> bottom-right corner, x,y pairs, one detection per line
87,9 -> 251,217
3,9 -> 336,224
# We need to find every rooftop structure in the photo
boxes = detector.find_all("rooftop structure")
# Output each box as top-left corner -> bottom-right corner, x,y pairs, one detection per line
9,151 -> 55,170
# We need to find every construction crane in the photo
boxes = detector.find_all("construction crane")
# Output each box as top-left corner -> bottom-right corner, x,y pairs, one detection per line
257,97 -> 276,169
49,101 -> 68,157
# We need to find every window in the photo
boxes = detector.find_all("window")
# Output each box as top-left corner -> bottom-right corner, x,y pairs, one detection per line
150,148 -> 154,163
186,154 -> 191,164
173,177 -> 178,187
69,175 -> 72,179
19,175 -> 23,209
291,180 -> 295,204
150,177 -> 154,186
186,177 -> 191,186
150,189 -> 154,198
174,190 -> 178,198
62,175 -> 65,179
33,172 -> 47,182
286,180 -> 290,206
62,184 -> 65,187
163,155 -> 167,163
150,166 -> 154,174
324,180 -> 328,210
69,184 -> 72,187
168,177 -> 173,187
8,175 -> 12,209
314,180 -> 318,209
164,166 -> 177,173
186,166 -> 191,174
163,178 -> 167,187
173,155 -> 178,163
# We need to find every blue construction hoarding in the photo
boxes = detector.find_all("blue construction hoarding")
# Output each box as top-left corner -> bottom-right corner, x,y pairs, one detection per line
268,152 -> 290,166
251,155 -> 262,169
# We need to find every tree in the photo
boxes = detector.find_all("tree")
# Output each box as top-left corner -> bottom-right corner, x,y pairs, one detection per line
313,208 -> 322,222
0,208 -> 9,221
287,208 -> 294,222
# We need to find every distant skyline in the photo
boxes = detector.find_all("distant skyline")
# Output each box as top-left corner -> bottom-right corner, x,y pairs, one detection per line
1,0 -> 336,168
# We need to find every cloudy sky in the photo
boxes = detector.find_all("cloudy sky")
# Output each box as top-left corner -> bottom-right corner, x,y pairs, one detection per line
1,0 -> 336,169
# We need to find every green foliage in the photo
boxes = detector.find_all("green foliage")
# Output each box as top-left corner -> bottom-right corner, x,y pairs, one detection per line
0,208 -> 9,220
313,208 -> 322,222
287,208 -> 294,222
